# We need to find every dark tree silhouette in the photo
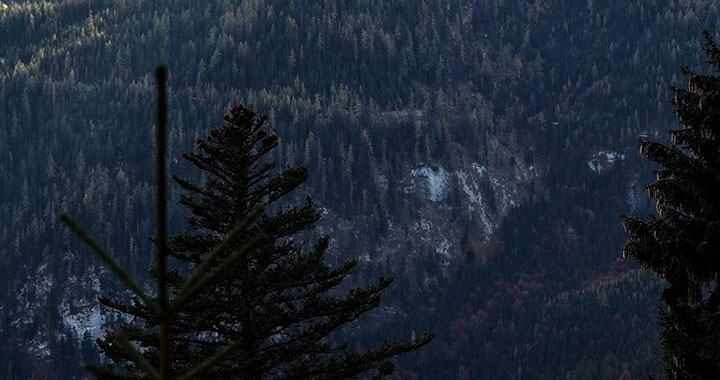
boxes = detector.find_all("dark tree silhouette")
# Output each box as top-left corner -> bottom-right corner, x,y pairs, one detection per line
98,104 -> 433,379
61,66 -> 266,380
622,31 -> 720,380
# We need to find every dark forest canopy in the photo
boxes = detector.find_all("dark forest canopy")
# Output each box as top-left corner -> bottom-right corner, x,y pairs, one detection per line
2,0 -> 720,378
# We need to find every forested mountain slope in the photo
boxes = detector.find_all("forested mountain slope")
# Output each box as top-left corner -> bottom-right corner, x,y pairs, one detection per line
1,0 -> 719,378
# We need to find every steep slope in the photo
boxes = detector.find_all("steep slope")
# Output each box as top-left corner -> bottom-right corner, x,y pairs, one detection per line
1,0 -> 719,378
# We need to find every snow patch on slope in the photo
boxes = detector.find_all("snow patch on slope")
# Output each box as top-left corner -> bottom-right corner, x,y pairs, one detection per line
406,166 -> 450,202
472,163 -> 487,177
456,172 -> 482,205
12,262 -> 58,358
457,161 -> 525,236
27,339 -> 50,358
59,272 -> 108,345
489,174 -> 517,215
14,263 -> 55,329
435,239 -> 451,259
588,150 -> 625,173
61,302 -> 105,342
411,219 -> 452,266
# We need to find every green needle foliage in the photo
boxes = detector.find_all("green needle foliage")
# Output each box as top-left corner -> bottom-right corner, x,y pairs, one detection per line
621,31 -> 720,380
93,94 -> 433,376
61,66 -> 266,380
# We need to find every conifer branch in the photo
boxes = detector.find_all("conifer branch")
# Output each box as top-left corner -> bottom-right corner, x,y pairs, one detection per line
176,340 -> 242,380
83,364 -> 137,380
171,230 -> 268,313
58,212 -> 159,315
173,204 -> 264,298
115,332 -> 161,379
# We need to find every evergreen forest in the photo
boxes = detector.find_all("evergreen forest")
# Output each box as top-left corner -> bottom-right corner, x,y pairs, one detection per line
3,0 -> 720,378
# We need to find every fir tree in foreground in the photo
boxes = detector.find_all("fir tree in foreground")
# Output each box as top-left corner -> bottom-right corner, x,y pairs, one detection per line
622,31 -> 720,379
62,66 -> 267,379
97,103 -> 434,379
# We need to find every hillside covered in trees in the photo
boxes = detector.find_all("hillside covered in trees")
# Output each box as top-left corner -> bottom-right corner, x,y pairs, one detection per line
2,0 -> 720,378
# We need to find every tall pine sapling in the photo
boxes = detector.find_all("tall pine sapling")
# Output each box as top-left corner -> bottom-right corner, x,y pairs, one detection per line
622,31 -> 720,379
61,66 -> 266,380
